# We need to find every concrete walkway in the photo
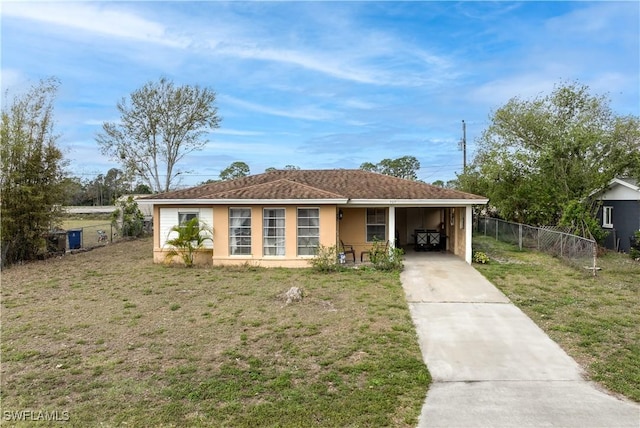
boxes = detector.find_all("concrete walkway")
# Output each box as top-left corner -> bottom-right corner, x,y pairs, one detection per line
401,252 -> 640,428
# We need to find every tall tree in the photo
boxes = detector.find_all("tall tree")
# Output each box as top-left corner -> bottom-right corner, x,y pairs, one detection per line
1,77 -> 66,264
458,82 -> 640,227
97,77 -> 221,193
219,161 -> 250,181
85,168 -> 132,205
360,155 -> 420,180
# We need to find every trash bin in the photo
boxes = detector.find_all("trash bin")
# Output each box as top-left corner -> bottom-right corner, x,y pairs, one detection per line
67,229 -> 82,250
46,231 -> 67,254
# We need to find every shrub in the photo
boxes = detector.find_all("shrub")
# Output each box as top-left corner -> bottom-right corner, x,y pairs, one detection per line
473,251 -> 490,264
631,231 -> 640,261
369,240 -> 404,271
163,218 -> 213,267
111,196 -> 145,238
310,245 -> 342,272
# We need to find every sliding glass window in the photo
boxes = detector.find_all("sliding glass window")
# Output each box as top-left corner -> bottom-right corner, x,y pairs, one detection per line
263,208 -> 285,256
297,208 -> 319,256
229,208 -> 251,255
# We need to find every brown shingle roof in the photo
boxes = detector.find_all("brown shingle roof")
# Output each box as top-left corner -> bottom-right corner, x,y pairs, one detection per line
143,169 -> 486,201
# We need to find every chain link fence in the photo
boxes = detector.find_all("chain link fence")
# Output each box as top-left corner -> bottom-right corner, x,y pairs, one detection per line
475,217 -> 598,275
46,223 -> 120,254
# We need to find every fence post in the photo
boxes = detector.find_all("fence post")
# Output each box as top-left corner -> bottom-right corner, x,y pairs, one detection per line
560,233 -> 564,258
519,224 -> 523,250
495,218 -> 498,241
483,217 -> 487,236
592,241 -> 597,277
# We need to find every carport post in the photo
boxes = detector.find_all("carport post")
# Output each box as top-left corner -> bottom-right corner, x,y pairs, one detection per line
388,206 -> 396,250
465,205 -> 473,264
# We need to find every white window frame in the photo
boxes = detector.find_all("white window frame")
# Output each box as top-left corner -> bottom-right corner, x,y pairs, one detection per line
366,208 -> 386,242
178,212 -> 199,226
229,208 -> 252,255
263,208 -> 285,256
297,208 -> 320,256
602,206 -> 613,228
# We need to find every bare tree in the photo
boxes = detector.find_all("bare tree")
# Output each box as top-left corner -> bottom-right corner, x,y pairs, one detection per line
97,77 -> 221,193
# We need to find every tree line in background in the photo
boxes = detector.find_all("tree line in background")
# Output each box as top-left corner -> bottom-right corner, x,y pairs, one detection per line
60,169 -> 152,206
2,76 -> 638,265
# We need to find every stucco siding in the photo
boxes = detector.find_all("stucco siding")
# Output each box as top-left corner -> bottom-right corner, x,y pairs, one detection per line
208,204 -> 338,267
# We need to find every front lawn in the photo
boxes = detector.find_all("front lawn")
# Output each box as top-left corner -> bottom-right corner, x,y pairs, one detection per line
1,238 -> 429,426
473,235 -> 640,402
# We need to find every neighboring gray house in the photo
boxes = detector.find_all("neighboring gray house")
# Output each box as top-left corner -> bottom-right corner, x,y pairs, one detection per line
594,178 -> 640,252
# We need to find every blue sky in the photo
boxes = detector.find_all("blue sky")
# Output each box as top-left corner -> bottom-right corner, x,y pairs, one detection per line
2,1 -> 639,187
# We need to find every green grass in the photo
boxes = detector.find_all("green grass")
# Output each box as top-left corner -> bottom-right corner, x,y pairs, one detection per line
473,235 -> 640,401
1,237 -> 429,426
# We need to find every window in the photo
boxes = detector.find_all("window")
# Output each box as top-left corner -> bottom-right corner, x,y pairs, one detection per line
264,208 -> 285,256
366,208 -> 386,242
179,212 -> 198,226
297,208 -> 319,256
229,208 -> 251,255
603,206 -> 613,228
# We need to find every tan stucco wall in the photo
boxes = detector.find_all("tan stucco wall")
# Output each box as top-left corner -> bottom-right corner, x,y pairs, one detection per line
152,203 -> 474,266
448,207 -> 467,258
337,208 -> 369,255
152,204 -> 337,267
337,207 -> 396,258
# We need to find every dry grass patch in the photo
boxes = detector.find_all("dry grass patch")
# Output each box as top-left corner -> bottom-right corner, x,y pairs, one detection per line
473,235 -> 640,402
1,238 -> 429,426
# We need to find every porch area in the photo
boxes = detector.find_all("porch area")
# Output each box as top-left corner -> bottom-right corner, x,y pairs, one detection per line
337,206 -> 473,264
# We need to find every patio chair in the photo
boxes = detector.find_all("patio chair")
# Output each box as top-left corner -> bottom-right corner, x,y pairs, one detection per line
361,241 -> 389,262
340,240 -> 356,263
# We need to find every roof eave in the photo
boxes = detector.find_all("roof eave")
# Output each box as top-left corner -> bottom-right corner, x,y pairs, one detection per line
588,178 -> 640,198
345,198 -> 489,206
138,198 -> 349,205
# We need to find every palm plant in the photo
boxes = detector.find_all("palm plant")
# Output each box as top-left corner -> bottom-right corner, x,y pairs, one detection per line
163,217 -> 213,267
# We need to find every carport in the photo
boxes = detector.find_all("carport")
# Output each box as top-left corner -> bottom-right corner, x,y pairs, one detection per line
338,201 -> 483,265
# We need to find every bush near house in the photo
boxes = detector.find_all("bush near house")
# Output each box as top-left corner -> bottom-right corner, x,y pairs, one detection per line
630,231 -> 640,260
369,240 -> 404,271
163,218 -> 213,267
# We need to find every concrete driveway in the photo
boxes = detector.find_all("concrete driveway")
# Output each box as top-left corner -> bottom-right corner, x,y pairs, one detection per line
401,252 -> 640,428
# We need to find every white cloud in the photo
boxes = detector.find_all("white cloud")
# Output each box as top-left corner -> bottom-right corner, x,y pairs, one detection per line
215,129 -> 265,137
2,2 -> 187,48
221,95 -> 337,122
468,75 -> 561,108
214,44 -> 383,85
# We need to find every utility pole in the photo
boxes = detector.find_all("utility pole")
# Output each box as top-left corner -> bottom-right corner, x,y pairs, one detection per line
459,120 -> 467,171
